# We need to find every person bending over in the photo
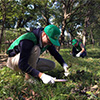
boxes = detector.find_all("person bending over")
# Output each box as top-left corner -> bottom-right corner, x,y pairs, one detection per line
6,25 -> 69,84
71,39 -> 87,58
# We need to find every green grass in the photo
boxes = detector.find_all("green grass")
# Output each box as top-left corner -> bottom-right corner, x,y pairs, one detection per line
0,45 -> 100,100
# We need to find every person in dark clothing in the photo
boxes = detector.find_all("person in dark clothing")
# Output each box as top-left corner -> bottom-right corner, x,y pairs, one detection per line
6,25 -> 69,84
71,39 -> 87,58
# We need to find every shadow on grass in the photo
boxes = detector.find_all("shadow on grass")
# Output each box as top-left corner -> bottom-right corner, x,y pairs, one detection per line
69,70 -> 99,85
46,69 -> 100,100
87,51 -> 100,58
64,70 -> 99,99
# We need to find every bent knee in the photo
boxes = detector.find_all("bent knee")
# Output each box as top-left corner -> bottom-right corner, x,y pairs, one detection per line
50,61 -> 55,70
31,45 -> 40,55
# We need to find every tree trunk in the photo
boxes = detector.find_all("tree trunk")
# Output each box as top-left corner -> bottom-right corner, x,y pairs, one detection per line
90,29 -> 95,44
82,17 -> 90,46
0,0 -> 6,48
83,35 -> 86,46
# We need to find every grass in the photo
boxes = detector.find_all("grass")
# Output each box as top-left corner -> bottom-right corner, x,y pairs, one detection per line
0,44 -> 100,100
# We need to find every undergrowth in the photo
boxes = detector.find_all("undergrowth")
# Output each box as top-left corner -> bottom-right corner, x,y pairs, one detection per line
0,45 -> 100,100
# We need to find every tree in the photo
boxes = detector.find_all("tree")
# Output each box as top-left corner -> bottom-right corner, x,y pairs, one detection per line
82,0 -> 100,45
52,0 -> 90,49
0,0 -> 6,47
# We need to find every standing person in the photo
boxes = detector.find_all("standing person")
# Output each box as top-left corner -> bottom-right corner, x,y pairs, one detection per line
71,39 -> 87,58
6,25 -> 69,84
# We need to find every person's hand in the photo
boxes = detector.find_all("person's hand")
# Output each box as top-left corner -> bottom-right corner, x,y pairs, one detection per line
40,73 -> 56,84
76,52 -> 81,57
63,63 -> 70,77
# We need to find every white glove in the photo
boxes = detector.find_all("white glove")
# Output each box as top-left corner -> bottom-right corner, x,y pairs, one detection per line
76,52 -> 81,57
63,63 -> 70,77
40,73 -> 56,84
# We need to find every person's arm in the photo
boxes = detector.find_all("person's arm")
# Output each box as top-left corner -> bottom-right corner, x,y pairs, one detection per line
47,45 -> 65,66
19,40 -> 56,84
80,43 -> 85,53
76,43 -> 85,57
48,45 -> 70,76
18,40 -> 40,77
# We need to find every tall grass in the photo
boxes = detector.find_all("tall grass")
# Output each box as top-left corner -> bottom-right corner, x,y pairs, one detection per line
0,45 -> 100,100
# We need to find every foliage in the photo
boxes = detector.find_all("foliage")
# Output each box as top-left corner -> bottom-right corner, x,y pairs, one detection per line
82,0 -> 100,44
0,45 -> 100,100
0,0 -> 100,46
0,28 -> 27,53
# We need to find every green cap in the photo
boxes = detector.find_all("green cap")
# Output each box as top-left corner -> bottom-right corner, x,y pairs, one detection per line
72,39 -> 78,46
44,25 -> 61,46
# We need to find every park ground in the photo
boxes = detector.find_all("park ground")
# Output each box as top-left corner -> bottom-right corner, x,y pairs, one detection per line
0,45 -> 100,100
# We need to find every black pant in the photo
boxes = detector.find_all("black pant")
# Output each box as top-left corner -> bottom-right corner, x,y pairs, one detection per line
72,47 -> 87,58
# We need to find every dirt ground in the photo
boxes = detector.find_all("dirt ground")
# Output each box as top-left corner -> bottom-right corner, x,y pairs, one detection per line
0,54 -> 8,68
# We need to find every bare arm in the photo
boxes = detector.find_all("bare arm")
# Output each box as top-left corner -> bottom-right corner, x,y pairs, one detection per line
80,43 -> 85,53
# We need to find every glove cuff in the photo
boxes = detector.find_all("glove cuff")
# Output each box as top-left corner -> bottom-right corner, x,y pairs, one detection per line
40,73 -> 45,79
63,63 -> 68,68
